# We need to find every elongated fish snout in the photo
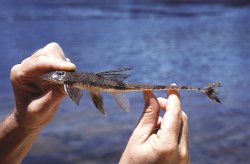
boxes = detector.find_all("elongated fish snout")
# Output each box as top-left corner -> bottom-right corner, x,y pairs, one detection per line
39,71 -> 67,84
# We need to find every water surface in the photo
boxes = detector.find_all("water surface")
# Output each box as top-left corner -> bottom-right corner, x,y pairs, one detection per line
0,1 -> 250,164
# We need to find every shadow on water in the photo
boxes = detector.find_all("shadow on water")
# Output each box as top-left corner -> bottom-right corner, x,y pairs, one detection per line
0,1 -> 250,164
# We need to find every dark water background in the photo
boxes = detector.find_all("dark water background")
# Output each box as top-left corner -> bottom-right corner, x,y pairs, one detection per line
0,1 -> 250,163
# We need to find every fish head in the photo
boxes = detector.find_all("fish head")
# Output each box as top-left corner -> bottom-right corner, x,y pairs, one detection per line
39,71 -> 69,84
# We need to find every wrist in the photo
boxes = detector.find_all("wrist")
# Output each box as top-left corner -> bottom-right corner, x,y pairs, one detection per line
0,111 -> 41,163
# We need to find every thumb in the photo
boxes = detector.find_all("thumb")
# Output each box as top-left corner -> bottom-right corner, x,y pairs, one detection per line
134,91 -> 160,142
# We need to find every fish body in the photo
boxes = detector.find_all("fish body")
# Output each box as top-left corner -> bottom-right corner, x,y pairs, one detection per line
40,68 -> 221,114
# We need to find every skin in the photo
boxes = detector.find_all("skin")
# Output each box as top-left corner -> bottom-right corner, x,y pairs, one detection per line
120,89 -> 189,163
0,42 -> 189,163
0,43 -> 76,163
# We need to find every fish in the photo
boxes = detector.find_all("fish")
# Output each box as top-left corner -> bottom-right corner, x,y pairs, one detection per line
39,68 -> 221,114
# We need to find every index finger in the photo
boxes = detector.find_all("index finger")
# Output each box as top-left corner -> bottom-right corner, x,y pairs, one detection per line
19,43 -> 76,77
159,88 -> 182,144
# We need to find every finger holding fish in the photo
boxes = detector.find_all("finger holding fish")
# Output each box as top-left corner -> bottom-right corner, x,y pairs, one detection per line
157,97 -> 168,110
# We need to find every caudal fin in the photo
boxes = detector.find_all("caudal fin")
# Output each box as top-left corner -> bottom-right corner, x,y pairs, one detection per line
203,82 -> 222,103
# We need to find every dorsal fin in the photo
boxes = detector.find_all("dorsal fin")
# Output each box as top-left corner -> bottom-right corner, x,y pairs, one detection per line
95,68 -> 132,82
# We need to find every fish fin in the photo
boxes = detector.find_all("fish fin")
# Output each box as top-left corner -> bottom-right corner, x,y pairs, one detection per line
89,91 -> 106,115
64,84 -> 83,105
203,82 -> 222,103
95,68 -> 132,82
112,93 -> 130,112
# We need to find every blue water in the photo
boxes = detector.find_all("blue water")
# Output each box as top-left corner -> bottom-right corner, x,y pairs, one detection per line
0,1 -> 250,164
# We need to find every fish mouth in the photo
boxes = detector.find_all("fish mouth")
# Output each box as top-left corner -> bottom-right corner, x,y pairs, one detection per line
39,75 -> 63,85
40,78 -> 62,85
39,72 -> 53,79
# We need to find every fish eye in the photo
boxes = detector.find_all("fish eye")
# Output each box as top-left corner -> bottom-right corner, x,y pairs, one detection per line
56,71 -> 65,76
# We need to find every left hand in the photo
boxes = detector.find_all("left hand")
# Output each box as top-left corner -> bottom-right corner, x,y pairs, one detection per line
120,90 -> 189,164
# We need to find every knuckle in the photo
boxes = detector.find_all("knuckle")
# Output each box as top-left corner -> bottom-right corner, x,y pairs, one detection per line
179,150 -> 189,162
43,42 -> 61,53
10,64 -> 22,81
10,64 -> 19,75
46,42 -> 61,49
42,42 -> 65,58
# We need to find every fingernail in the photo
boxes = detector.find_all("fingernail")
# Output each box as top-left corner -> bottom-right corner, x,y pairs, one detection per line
60,61 -> 76,70
168,83 -> 180,97
144,91 -> 149,102
65,58 -> 71,62
64,57 -> 75,69
171,83 -> 177,86
144,91 -> 153,107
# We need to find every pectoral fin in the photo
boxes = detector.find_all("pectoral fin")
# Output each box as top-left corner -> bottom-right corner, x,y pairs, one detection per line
64,84 -> 83,105
112,93 -> 130,112
89,91 -> 105,115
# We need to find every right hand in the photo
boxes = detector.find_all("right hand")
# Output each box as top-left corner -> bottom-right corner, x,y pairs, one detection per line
10,42 -> 76,129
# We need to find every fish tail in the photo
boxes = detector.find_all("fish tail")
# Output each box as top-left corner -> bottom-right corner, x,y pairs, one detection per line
202,82 -> 222,103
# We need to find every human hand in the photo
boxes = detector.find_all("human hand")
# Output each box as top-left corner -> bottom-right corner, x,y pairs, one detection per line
120,89 -> 189,164
10,43 -> 76,129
